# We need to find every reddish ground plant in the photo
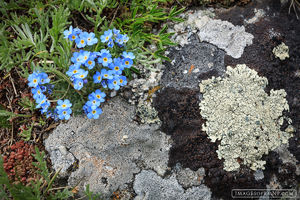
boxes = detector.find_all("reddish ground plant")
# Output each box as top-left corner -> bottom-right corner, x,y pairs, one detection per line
2,140 -> 39,185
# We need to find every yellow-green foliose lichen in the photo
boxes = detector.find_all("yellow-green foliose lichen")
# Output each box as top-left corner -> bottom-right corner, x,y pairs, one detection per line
272,42 -> 289,60
199,64 -> 292,171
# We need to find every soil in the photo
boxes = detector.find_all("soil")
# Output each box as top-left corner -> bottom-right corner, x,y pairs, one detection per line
0,68 -> 57,183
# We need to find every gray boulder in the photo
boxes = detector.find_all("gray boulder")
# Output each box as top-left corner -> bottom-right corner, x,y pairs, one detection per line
45,97 -> 172,198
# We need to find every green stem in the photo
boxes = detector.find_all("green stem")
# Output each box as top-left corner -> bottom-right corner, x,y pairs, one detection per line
44,66 -> 82,97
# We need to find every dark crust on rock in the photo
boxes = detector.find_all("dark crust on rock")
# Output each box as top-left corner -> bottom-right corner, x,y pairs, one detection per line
160,34 -> 225,90
154,87 -> 267,199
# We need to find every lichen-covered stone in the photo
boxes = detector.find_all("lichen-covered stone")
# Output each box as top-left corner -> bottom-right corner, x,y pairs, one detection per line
45,97 -> 171,198
166,9 -> 253,58
196,16 -> 253,58
160,34 -> 225,90
273,42 -> 289,60
136,102 -> 160,124
45,145 -> 75,177
174,164 -> 205,188
133,170 -> 211,200
199,64 -> 292,171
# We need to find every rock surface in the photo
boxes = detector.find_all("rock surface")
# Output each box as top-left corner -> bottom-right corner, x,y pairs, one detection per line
45,97 -> 172,198
167,9 -> 253,58
45,1 -> 300,199
133,170 -> 211,200
161,34 -> 225,90
196,16 -> 254,58
174,164 -> 205,188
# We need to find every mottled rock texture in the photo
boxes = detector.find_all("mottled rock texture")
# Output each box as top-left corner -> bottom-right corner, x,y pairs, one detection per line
196,16 -> 254,58
133,170 -> 211,200
161,34 -> 225,90
167,9 -> 253,59
45,97 -> 171,198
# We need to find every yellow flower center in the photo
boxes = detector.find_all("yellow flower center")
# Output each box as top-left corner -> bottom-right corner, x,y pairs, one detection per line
33,79 -> 37,83
77,58 -> 80,61
88,38 -> 91,41
62,104 -> 66,108
73,70 -> 77,73
98,76 -> 101,80
113,81 -> 117,85
96,95 -> 101,99
115,66 -> 119,71
84,56 -> 87,60
80,40 -> 85,44
125,61 -> 129,65
120,79 -> 123,83
37,90 -> 41,94
104,74 -> 108,77
63,111 -> 66,114
88,61 -> 92,65
93,100 -> 96,104
72,35 -> 76,39
92,110 -> 96,114
106,36 -> 109,40
80,75 -> 84,78
103,57 -> 108,62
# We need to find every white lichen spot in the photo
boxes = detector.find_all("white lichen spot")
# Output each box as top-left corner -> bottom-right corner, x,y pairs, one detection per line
199,64 -> 292,172
195,16 -> 254,58
136,102 -> 160,124
273,42 -> 289,60
245,9 -> 265,24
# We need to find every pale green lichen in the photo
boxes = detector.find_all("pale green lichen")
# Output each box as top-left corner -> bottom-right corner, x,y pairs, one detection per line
199,64 -> 292,171
272,42 -> 289,60
136,102 -> 160,124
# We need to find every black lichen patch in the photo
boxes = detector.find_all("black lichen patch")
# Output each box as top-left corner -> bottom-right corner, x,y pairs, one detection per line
153,88 -> 201,135
160,34 -> 225,90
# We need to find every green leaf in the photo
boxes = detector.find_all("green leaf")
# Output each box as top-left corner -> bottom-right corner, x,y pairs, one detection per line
132,6 -> 139,18
0,109 -> 31,120
32,147 -> 49,182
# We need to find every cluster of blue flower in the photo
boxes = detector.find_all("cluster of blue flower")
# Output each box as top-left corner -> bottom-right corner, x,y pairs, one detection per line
28,71 -> 72,120
100,29 -> 129,48
63,26 -> 98,48
64,27 -> 134,119
28,27 -> 134,121
28,71 -> 51,114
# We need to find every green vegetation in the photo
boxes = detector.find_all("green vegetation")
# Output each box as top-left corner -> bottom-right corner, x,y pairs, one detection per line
0,147 -> 101,199
0,0 -> 185,198
0,0 -> 184,115
0,147 -> 73,199
0,0 -> 184,73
